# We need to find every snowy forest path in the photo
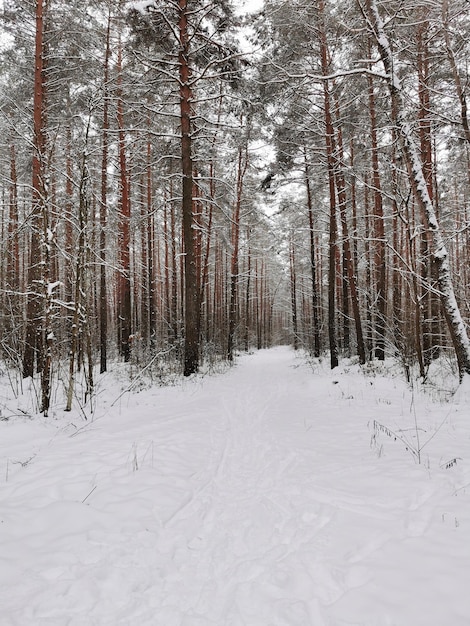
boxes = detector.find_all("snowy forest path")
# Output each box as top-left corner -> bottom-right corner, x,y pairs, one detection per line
151,348 -> 401,623
1,347 -> 469,625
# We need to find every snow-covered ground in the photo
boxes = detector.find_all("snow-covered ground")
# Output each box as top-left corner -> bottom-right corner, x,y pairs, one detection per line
1,346 -> 469,625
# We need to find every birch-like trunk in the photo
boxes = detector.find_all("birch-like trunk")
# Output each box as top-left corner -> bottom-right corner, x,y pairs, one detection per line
360,0 -> 470,378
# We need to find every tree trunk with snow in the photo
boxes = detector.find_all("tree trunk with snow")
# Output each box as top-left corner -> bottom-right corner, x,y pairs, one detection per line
178,0 -> 200,376
227,143 -> 248,362
99,9 -> 111,374
360,0 -> 470,379
116,37 -> 132,363
366,47 -> 386,361
23,0 -> 47,381
318,0 -> 339,369
303,146 -> 321,358
289,240 -> 299,350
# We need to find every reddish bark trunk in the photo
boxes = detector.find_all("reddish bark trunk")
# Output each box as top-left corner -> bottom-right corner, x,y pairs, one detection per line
367,42 -> 386,360
99,10 -> 111,373
116,38 -> 132,362
23,0 -> 47,380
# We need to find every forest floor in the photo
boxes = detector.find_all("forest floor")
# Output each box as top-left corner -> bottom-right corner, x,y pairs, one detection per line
1,346 -> 469,625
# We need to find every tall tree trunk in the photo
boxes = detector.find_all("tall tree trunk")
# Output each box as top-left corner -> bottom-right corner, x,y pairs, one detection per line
390,98 -> 406,361
199,201 -> 213,349
40,196 -> 53,416
23,0 -> 47,381
178,0 -> 200,376
244,234 -> 251,352
7,141 -> 19,304
363,176 -> 373,358
349,139 -> 359,272
163,202 -> 172,342
170,196 -> 179,344
255,259 -> 262,350
303,145 -> 321,357
408,198 -> 426,379
318,0 -> 339,369
367,41 -> 386,360
227,144 -> 248,361
64,115 -> 74,307
289,240 -> 298,350
139,173 -> 148,346
417,16 -> 437,366
116,37 -> 132,362
148,206 -> 156,347
4,140 -> 20,354
99,9 -> 111,374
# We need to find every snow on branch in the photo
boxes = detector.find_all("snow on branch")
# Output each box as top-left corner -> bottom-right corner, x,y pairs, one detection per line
128,0 -> 156,13
263,59 -> 387,85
